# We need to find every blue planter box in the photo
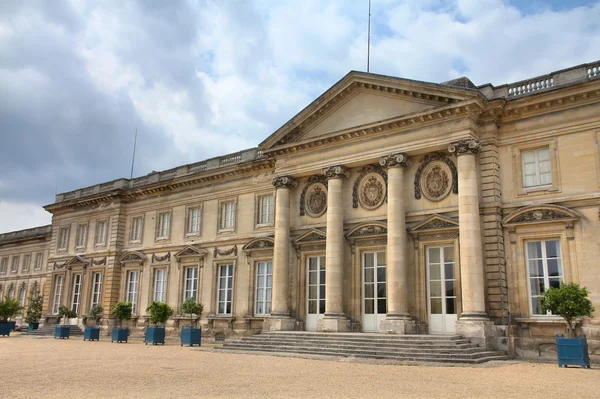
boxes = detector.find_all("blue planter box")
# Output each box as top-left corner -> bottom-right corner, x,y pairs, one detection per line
556,334 -> 591,368
145,327 -> 166,345
180,327 -> 202,347
0,323 -> 11,337
8,321 -> 16,331
54,325 -> 71,339
111,327 -> 129,343
28,323 -> 39,331
84,327 -> 101,341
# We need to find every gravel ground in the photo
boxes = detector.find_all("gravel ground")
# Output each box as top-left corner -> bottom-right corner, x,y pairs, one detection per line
1,336 -> 598,399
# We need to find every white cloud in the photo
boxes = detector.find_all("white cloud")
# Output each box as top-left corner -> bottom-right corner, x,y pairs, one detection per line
0,201 -> 51,233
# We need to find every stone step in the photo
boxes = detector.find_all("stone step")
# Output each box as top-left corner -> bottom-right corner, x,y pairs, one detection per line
217,346 -> 511,364
260,332 -> 464,341
240,336 -> 475,347
224,341 -> 482,353
21,325 -> 84,336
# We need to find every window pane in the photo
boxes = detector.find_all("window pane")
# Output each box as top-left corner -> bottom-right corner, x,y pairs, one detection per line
430,298 -> 442,314
364,267 -> 374,283
539,171 -> 552,185
537,148 -> 549,161
430,281 -> 442,297
429,263 -> 441,280
445,280 -> 455,297
531,297 -> 543,315
364,299 -> 374,314
443,247 -> 454,262
522,150 -> 535,163
308,300 -> 317,314
364,284 -> 374,299
549,278 -> 561,289
364,253 -> 374,268
446,298 -> 456,314
258,262 -> 265,275
377,283 -> 386,298
309,271 -> 317,285
377,298 -> 387,314
444,263 -> 454,280
528,259 -> 544,277
545,241 -> 560,258
319,300 -> 325,314
530,278 -> 544,296
428,248 -> 440,264
376,266 -> 386,283
547,259 -> 562,277
308,286 -> 317,300
527,241 -> 542,259
377,252 -> 386,266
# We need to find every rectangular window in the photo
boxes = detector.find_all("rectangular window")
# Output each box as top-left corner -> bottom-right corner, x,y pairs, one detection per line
19,287 -> 27,308
1,257 -> 8,273
187,207 -> 202,235
71,274 -> 82,314
184,267 -> 198,300
96,220 -> 108,245
52,275 -> 64,314
220,202 -> 235,230
131,216 -> 143,242
34,253 -> 43,270
127,271 -> 139,313
255,261 -> 273,315
522,147 -> 552,188
11,256 -> 19,272
76,224 -> 88,248
217,264 -> 234,315
153,269 -> 167,303
58,227 -> 69,250
157,212 -> 171,239
22,254 -> 31,272
527,240 -> 563,315
91,272 -> 103,309
258,195 -> 274,225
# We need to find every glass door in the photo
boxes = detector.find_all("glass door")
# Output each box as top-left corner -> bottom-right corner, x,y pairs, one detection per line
426,246 -> 457,334
305,256 -> 325,331
362,251 -> 386,332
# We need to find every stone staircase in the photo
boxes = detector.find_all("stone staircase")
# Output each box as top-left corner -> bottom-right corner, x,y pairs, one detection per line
217,332 -> 510,364
21,324 -> 85,338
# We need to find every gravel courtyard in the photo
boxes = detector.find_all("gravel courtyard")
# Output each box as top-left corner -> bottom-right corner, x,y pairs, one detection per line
1,336 -> 598,399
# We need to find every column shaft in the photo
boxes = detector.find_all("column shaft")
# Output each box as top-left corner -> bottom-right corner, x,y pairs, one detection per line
271,186 -> 291,316
324,177 -> 344,316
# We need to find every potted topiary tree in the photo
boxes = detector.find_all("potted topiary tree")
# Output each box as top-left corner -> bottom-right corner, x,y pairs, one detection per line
84,305 -> 103,342
0,297 -> 23,337
24,292 -> 42,331
54,306 -> 77,339
111,302 -> 132,343
145,301 -> 173,345
180,297 -> 203,347
540,282 -> 595,368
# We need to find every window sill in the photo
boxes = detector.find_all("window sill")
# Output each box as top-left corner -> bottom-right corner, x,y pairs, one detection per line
155,237 -> 171,243
217,229 -> 236,234
94,243 -> 107,248
255,223 -> 274,230
517,185 -> 559,197
515,317 -> 568,328
207,315 -> 235,320
184,233 -> 201,238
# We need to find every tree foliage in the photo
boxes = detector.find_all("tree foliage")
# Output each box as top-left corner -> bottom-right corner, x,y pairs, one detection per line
0,296 -> 24,323
111,302 -> 133,328
88,305 -> 104,326
146,301 -> 174,326
58,305 -> 77,325
181,297 -> 203,328
24,293 -> 42,324
540,282 -> 595,337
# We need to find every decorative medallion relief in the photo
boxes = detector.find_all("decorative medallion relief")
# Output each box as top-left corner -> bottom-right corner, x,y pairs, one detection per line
414,153 -> 458,201
352,164 -> 388,210
300,176 -> 328,217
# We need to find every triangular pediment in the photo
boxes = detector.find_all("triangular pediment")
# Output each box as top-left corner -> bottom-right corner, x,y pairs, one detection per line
65,255 -> 90,266
294,229 -> 327,244
174,245 -> 208,260
410,214 -> 459,233
260,71 -> 479,150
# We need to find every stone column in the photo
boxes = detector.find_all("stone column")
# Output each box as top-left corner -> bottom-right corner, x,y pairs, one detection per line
379,153 -> 416,334
449,139 -> 493,348
317,165 -> 351,332
268,175 -> 297,331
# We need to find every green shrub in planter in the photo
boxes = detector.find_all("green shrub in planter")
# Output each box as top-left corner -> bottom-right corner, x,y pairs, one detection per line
25,292 -> 42,331
0,297 -> 23,337
145,301 -> 173,345
111,302 -> 132,343
55,306 -> 77,339
541,282 -> 595,368
180,298 -> 203,347
84,305 -> 103,341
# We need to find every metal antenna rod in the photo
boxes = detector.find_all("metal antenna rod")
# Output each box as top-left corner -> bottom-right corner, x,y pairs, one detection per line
367,0 -> 371,72
130,128 -> 138,179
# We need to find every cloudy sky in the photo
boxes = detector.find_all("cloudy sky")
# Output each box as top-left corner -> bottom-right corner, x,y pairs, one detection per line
1,0 -> 599,233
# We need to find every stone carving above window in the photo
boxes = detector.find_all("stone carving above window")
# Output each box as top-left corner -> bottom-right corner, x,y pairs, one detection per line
502,204 -> 580,227
352,165 -> 388,209
414,153 -> 458,200
174,245 -> 208,260
213,245 -> 238,257
119,251 -> 147,265
242,237 -> 275,252
346,222 -> 388,238
152,252 -> 171,263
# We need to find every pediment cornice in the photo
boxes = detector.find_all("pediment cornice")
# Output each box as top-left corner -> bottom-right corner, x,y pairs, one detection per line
410,214 -> 459,233
262,99 -> 486,157
502,204 -> 579,227
174,245 -> 208,260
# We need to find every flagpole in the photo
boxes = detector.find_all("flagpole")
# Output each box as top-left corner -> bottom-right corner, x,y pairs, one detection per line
130,128 -> 137,179
367,0 -> 371,72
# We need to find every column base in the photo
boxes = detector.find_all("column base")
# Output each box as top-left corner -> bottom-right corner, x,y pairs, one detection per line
263,316 -> 296,331
317,315 -> 351,332
380,316 -> 417,334
455,316 -> 495,350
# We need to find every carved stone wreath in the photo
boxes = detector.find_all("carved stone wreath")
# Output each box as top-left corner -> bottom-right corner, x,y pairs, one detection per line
414,153 -> 458,200
299,175 -> 328,216
358,173 -> 386,210
352,165 -> 388,209
420,161 -> 452,201
305,183 -> 328,218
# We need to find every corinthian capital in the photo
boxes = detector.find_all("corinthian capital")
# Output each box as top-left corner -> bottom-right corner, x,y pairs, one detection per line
379,153 -> 411,168
322,165 -> 349,180
272,175 -> 297,189
448,139 -> 480,156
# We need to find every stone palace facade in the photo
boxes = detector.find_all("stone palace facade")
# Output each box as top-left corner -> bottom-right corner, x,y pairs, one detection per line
2,60 -> 600,357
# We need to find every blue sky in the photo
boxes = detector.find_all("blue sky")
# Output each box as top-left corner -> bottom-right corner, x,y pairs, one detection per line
0,0 -> 599,232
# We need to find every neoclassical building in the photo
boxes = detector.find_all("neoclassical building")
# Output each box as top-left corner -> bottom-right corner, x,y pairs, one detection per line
3,60 -> 600,357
